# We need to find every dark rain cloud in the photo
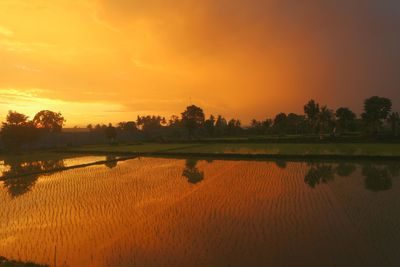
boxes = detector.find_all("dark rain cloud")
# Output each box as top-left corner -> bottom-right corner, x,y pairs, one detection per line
98,0 -> 400,112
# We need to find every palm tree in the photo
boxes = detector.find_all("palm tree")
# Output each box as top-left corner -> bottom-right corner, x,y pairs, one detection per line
304,99 -> 320,134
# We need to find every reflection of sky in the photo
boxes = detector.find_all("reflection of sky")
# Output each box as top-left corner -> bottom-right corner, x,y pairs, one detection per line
63,156 -> 110,167
0,156 -> 110,177
0,160 -> 11,173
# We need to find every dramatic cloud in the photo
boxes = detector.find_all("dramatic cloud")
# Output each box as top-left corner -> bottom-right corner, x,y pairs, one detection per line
0,0 -> 399,125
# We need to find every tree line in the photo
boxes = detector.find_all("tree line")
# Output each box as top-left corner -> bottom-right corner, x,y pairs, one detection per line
1,96 -> 399,150
0,110 -> 65,150
87,96 -> 399,142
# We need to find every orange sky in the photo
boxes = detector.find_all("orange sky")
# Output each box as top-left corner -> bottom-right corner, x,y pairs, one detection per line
0,0 -> 399,126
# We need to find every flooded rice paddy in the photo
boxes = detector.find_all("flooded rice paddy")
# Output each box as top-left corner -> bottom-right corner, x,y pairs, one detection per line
1,157 -> 400,266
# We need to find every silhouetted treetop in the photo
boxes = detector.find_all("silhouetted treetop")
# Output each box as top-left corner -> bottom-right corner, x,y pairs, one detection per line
105,123 -> 117,143
362,96 -> 392,134
181,105 -> 205,137
1,111 -> 38,150
336,107 -> 356,132
118,121 -> 137,132
5,111 -> 29,126
387,112 -> 400,136
33,110 -> 66,132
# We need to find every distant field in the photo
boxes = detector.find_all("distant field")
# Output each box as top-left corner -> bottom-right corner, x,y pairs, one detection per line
65,143 -> 202,153
170,143 -> 400,156
63,143 -> 400,156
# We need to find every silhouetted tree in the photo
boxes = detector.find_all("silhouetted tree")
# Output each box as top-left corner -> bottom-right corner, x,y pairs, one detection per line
248,119 -> 272,135
262,119 -> 273,133
5,111 -> 29,125
181,105 -> 205,138
226,119 -> 242,136
204,115 -> 216,136
215,115 -> 228,137
286,113 -> 306,134
335,107 -> 356,133
317,106 -> 335,138
104,123 -> 117,143
165,115 -> 183,139
94,124 -> 107,131
168,115 -> 181,127
137,115 -> 165,137
387,112 -> 400,136
273,113 -> 288,134
87,124 -> 93,131
250,119 -> 263,135
32,110 -> 65,132
362,96 -> 392,134
304,99 -> 320,133
1,111 -> 38,151
118,121 -> 137,132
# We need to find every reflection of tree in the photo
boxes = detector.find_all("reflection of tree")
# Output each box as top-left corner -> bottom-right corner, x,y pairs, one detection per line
303,161 -> 399,192
0,255 -> 48,267
182,159 -> 204,184
335,163 -> 356,177
205,159 -> 214,164
1,158 -> 65,198
3,175 -> 39,198
104,155 -> 118,169
303,162 -> 355,189
362,164 -> 393,192
304,164 -> 334,188
386,162 -> 400,177
275,160 -> 287,169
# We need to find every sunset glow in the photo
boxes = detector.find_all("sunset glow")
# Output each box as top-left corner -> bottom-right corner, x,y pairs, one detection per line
1,0 -> 399,126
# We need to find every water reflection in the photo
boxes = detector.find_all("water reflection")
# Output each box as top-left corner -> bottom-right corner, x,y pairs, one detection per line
104,155 -> 118,169
275,159 -> 287,169
304,164 -> 335,188
335,163 -> 356,177
182,159 -> 204,184
362,165 -> 392,192
0,256 -> 48,267
0,155 -> 117,197
302,161 -> 400,192
1,158 -> 65,198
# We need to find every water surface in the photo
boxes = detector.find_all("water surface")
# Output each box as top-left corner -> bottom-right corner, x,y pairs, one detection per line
1,158 -> 400,266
